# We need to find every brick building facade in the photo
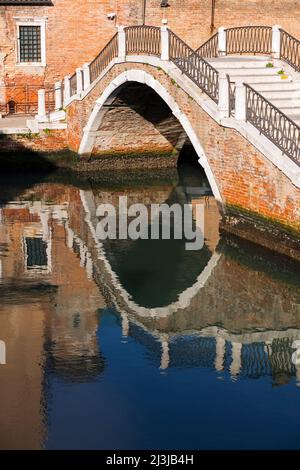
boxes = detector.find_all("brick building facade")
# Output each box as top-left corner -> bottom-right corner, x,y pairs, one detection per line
1,0 -> 300,91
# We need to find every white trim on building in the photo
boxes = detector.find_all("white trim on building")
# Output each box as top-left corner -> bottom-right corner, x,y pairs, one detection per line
14,17 -> 47,67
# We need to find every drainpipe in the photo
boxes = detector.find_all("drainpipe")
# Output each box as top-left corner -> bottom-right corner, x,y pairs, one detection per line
210,0 -> 216,33
142,0 -> 146,25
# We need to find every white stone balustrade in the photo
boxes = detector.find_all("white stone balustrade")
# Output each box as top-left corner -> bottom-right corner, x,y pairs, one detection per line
54,81 -> 62,111
218,27 -> 227,56
235,79 -> 247,121
83,63 -> 91,90
64,75 -> 71,105
76,67 -> 83,95
36,89 -> 47,122
161,25 -> 169,61
117,25 -> 126,60
272,24 -> 282,59
218,72 -> 230,118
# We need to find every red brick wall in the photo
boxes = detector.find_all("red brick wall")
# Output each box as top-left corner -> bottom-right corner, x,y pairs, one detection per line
0,0 -> 143,88
2,1 -> 300,88
0,129 -> 67,152
145,0 -> 300,49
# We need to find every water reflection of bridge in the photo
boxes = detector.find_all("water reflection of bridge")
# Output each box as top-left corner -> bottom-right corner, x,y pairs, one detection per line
119,314 -> 300,385
2,180 -> 299,450
1,181 -> 300,389
69,186 -> 300,385
67,215 -> 300,385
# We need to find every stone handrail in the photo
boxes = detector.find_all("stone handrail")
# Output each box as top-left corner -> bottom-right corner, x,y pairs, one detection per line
196,25 -> 273,57
60,25 -> 220,106
197,32 -> 218,58
168,30 -> 219,103
245,84 -> 300,166
196,24 -> 300,71
280,29 -> 300,72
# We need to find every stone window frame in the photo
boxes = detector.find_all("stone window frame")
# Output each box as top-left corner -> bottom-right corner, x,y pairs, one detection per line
22,229 -> 52,275
15,17 -> 47,67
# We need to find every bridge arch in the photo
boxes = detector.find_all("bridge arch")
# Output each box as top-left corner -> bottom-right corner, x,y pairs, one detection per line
78,69 -> 222,202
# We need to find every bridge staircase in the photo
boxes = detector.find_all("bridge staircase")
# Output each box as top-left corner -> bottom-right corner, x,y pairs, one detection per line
208,53 -> 300,127
41,24 -> 300,181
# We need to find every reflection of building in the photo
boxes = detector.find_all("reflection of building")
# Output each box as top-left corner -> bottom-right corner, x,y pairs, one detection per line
0,185 -> 105,449
0,199 -> 57,449
1,177 -> 300,450
45,225 -> 106,384
2,1 -> 300,99
1,201 -> 54,278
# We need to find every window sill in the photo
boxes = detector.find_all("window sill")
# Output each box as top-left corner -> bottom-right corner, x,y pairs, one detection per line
16,62 -> 46,67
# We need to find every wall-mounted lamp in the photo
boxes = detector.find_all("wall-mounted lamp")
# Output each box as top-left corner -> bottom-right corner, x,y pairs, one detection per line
107,12 -> 116,20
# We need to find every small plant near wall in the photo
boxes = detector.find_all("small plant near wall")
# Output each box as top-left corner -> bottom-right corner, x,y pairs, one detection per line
43,128 -> 53,135
266,62 -> 274,68
277,69 -> 288,79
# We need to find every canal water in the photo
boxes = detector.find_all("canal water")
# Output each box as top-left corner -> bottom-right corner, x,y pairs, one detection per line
0,157 -> 300,450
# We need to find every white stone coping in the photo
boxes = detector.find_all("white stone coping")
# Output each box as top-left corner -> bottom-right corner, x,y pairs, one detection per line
27,119 -> 67,133
0,127 -> 30,135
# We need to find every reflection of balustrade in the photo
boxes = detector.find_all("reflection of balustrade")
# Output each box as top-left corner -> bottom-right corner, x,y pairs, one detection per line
160,335 -> 170,370
215,336 -> 226,372
121,319 -> 300,381
0,340 -> 6,365
230,342 -> 242,377
64,229 -> 300,383
70,191 -> 300,383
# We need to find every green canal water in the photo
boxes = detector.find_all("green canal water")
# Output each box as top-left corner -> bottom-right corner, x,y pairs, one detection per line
0,157 -> 300,450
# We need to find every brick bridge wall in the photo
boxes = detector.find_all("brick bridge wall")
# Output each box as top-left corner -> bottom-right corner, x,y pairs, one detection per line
132,248 -> 300,336
66,61 -> 300,233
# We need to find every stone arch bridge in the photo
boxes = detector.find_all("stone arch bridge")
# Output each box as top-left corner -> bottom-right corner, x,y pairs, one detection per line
41,25 -> 300,232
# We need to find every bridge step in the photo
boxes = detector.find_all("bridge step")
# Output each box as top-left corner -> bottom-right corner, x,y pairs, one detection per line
209,55 -> 271,63
210,62 -> 270,69
224,68 -> 283,77
208,56 -> 271,68
253,84 -> 300,95
289,115 -> 300,125
277,106 -> 300,116
208,53 -> 300,131
264,97 -> 300,107
233,75 -> 293,84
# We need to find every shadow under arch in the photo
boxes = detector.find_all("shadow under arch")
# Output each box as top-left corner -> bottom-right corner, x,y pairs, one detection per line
78,69 -> 222,203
